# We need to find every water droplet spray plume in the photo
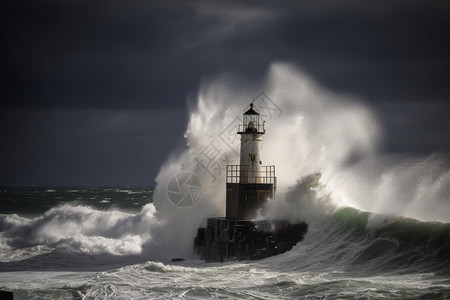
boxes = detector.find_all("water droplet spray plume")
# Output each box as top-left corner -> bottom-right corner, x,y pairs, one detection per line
151,63 -> 450,260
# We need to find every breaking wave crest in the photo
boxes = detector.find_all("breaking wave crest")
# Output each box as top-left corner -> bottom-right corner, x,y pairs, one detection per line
282,206 -> 450,275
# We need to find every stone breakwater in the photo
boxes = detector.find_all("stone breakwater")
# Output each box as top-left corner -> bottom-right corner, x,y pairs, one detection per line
194,218 -> 308,262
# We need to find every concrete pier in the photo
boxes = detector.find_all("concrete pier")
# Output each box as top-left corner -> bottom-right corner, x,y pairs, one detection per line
194,218 -> 307,262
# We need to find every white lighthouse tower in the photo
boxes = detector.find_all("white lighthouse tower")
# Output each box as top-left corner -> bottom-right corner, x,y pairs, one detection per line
238,103 -> 264,184
226,103 -> 276,220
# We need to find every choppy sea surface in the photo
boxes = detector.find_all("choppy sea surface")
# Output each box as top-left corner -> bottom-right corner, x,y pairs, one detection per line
1,186 -> 450,299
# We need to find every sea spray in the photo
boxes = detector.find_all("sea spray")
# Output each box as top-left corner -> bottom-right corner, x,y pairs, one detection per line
256,173 -> 334,225
325,153 -> 450,223
149,62 -> 450,259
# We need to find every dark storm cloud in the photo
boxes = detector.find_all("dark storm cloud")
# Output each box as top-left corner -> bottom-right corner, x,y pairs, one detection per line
1,0 -> 272,109
2,0 -> 203,109
1,0 -> 450,185
276,2 -> 450,102
0,108 -> 187,185
3,0 -> 449,110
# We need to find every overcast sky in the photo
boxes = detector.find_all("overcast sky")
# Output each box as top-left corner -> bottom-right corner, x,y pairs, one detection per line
1,0 -> 450,186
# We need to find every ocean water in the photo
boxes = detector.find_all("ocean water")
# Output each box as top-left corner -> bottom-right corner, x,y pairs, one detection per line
1,186 -> 449,299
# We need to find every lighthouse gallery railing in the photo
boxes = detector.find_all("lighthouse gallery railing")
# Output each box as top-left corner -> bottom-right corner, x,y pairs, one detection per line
237,124 -> 265,134
226,165 -> 276,184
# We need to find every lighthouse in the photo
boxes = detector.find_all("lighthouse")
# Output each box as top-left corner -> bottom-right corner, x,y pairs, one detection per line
193,102 -> 306,263
226,103 -> 276,220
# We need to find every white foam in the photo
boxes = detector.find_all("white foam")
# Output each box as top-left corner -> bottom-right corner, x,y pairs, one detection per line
0,204 -> 159,257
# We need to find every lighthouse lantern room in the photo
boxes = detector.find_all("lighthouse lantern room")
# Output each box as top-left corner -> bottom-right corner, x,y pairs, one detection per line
226,103 -> 276,220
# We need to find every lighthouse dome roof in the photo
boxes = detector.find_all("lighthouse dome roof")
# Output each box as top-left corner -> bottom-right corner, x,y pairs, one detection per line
244,103 -> 259,115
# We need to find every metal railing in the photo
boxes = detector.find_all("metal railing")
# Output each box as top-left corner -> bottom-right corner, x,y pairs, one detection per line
226,165 -> 276,184
237,124 -> 265,134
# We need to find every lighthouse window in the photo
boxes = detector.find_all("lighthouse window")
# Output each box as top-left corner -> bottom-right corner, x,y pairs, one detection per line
250,154 -> 256,162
